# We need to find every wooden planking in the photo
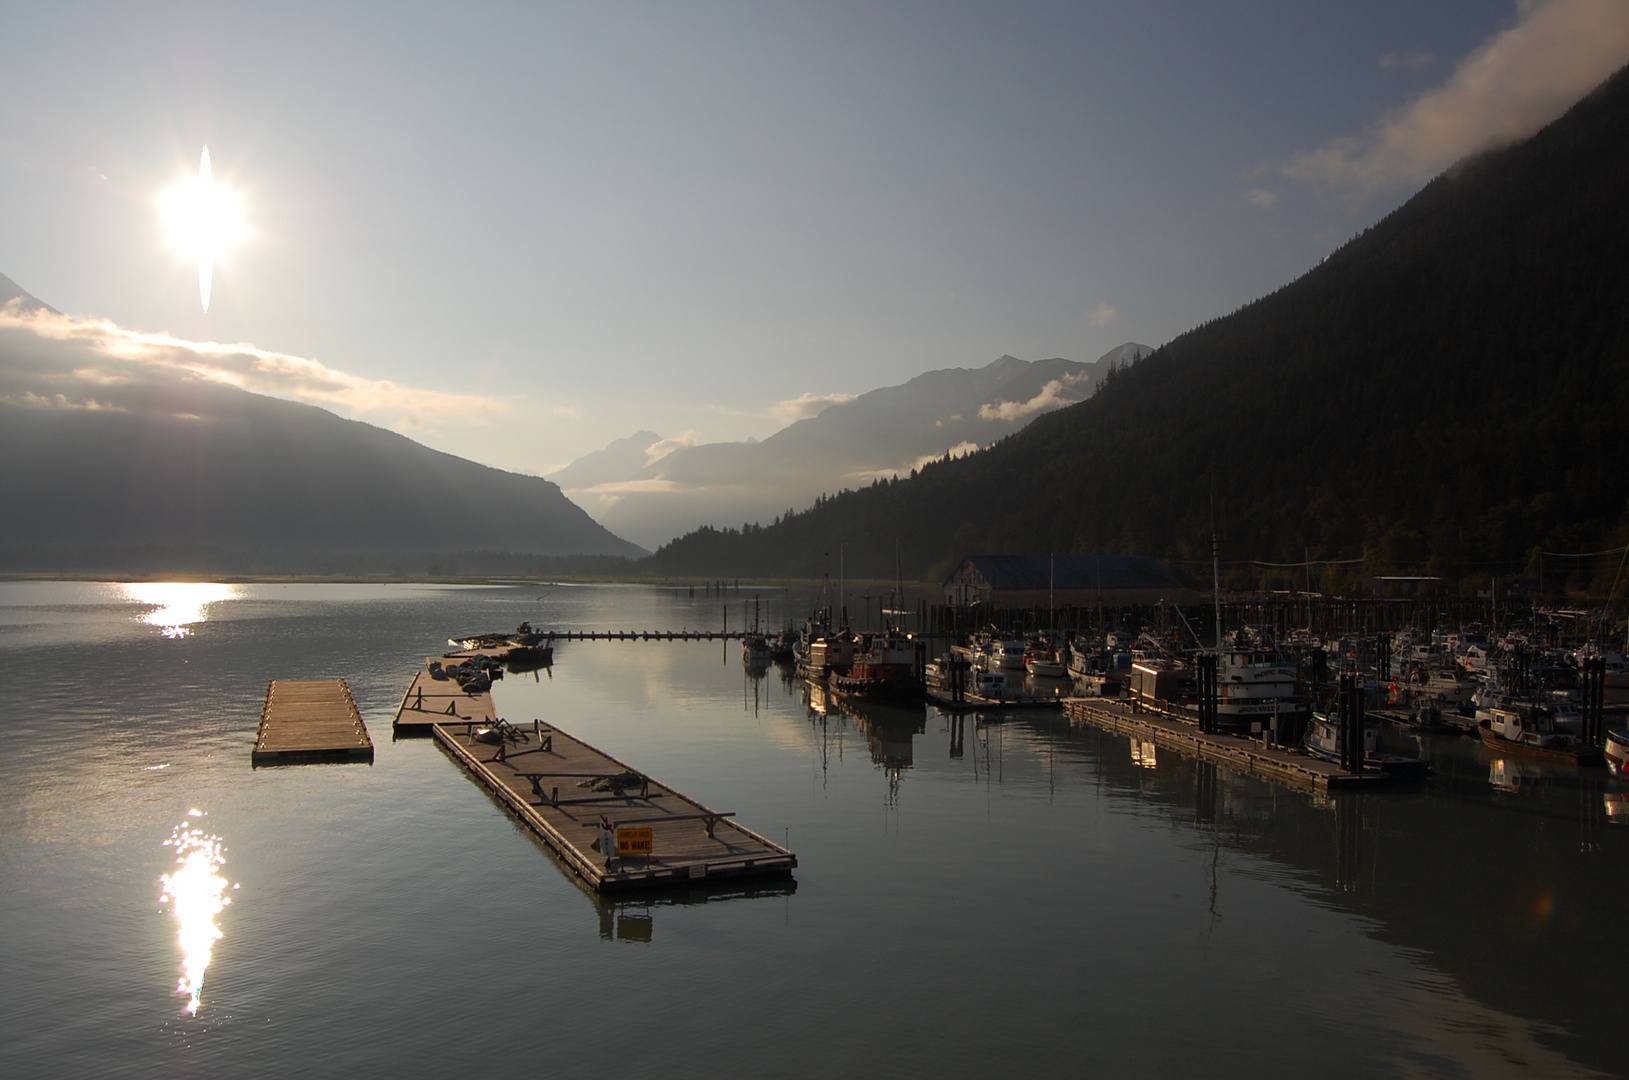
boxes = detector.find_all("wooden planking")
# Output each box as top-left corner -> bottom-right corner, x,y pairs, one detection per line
1063,699 -> 1390,795
253,678 -> 373,765
393,660 -> 498,731
395,649 -> 795,889
432,719 -> 795,891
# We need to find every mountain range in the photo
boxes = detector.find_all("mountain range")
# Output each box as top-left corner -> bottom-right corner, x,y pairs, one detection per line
643,62 -> 1629,588
0,282 -> 644,569
553,345 -> 1147,549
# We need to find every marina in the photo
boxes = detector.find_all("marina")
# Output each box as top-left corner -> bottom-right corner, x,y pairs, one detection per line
251,678 -> 373,765
7,581 -> 1629,1079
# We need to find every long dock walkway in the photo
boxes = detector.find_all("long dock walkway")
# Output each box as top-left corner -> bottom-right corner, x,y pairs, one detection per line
394,653 -> 796,891
1063,699 -> 1391,795
253,679 -> 373,765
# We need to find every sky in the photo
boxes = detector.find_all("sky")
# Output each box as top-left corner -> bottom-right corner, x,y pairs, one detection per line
2,0 -> 1626,477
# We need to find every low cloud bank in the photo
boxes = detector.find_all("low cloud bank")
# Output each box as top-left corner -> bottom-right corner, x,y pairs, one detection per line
978,372 -> 1090,422
771,391 -> 859,423
0,304 -> 505,431
1286,0 -> 1629,194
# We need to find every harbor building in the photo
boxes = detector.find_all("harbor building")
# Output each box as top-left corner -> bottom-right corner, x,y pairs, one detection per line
942,554 -> 1196,608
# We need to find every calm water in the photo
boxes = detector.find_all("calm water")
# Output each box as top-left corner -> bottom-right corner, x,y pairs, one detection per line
1,581 -> 1624,1079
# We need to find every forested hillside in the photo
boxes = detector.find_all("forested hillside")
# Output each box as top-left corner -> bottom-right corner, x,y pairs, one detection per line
645,63 -> 1629,588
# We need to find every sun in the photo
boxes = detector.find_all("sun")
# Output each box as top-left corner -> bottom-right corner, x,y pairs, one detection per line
156,147 -> 248,313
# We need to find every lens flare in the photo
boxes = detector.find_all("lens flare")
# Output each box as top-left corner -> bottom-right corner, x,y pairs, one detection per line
156,145 -> 247,313
198,148 -> 213,312
159,812 -> 231,1016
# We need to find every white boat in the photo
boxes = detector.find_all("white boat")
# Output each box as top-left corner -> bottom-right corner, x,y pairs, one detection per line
1478,706 -> 1604,765
1412,667 -> 1477,707
1459,644 -> 1495,675
976,670 -> 1007,697
1024,644 -> 1066,679
993,639 -> 1027,670
1303,711 -> 1377,762
1215,646 -> 1303,734
1303,710 -> 1431,779
1606,729 -> 1629,776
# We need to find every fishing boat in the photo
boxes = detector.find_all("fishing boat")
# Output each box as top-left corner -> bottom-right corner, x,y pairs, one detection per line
1302,710 -> 1432,779
769,630 -> 796,662
1478,705 -> 1605,766
801,633 -> 855,679
1214,641 -> 1306,735
829,631 -> 924,703
742,634 -> 773,665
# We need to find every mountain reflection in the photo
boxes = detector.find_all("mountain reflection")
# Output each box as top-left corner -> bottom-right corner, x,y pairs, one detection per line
125,582 -> 236,638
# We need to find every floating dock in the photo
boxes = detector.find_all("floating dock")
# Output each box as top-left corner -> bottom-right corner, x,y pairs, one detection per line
253,678 -> 373,765
395,653 -> 797,891
925,688 -> 1065,711
1064,699 -> 1391,794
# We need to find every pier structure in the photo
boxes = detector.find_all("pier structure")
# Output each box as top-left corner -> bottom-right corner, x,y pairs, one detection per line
395,650 -> 796,891
536,629 -> 751,641
252,678 -> 374,765
1064,699 -> 1390,795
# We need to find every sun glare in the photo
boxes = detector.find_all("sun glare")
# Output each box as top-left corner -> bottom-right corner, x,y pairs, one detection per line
159,812 -> 232,1016
157,146 -> 247,313
125,582 -> 237,638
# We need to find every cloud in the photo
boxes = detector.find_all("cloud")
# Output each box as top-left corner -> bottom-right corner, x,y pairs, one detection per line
843,441 -> 982,485
977,371 -> 1092,422
643,430 -> 698,466
561,476 -> 688,512
1087,303 -> 1117,327
1245,188 -> 1279,209
1285,0 -> 1629,194
770,391 -> 859,423
0,306 -> 504,430
1379,51 -> 1435,71
551,404 -> 582,419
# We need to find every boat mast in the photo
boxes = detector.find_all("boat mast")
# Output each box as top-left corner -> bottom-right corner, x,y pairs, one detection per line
1212,531 -> 1223,650
839,541 -> 846,629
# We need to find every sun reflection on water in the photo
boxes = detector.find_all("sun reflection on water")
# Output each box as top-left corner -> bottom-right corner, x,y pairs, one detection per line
159,811 -> 232,1016
125,583 -> 236,638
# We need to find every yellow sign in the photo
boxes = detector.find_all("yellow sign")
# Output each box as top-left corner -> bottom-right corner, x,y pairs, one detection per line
616,827 -> 654,857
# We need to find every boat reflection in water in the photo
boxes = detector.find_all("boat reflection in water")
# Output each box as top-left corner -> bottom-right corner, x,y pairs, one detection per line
776,679 -> 1629,1074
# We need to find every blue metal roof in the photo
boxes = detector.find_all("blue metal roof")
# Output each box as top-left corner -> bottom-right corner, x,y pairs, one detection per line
954,554 -> 1182,591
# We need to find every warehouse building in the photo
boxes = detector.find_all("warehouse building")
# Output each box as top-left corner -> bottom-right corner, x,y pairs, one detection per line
942,554 -> 1197,607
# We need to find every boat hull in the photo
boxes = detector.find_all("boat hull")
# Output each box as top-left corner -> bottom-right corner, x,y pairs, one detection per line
1478,725 -> 1604,766
1606,730 -> 1629,776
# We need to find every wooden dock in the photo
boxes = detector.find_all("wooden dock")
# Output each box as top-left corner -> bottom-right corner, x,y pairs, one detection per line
1063,699 -> 1391,794
253,679 -> 374,765
529,629 -> 751,642
395,655 -> 797,891
925,688 -> 1065,711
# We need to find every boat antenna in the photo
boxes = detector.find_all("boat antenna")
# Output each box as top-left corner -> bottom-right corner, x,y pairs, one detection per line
1212,531 -> 1223,650
839,541 -> 846,629
1210,479 -> 1223,650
